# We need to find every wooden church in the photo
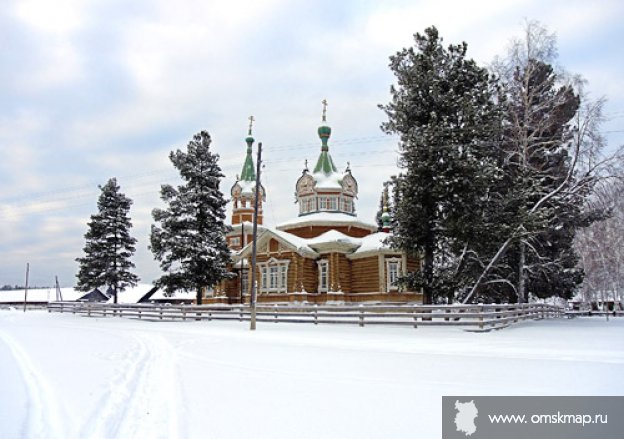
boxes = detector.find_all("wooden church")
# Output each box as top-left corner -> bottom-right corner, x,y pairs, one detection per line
212,103 -> 422,304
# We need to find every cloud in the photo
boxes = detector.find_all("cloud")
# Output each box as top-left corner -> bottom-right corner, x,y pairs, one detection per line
1,0 -> 623,286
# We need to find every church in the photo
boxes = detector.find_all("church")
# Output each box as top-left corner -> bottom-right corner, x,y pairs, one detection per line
211,103 -> 422,304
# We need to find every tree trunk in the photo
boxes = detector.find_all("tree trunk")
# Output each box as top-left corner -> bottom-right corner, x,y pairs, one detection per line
518,241 -> 526,304
196,286 -> 203,305
423,242 -> 434,305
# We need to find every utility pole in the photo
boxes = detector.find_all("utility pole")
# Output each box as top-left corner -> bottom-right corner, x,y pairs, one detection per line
240,222 -> 245,304
23,263 -> 29,312
55,276 -> 63,301
250,142 -> 262,330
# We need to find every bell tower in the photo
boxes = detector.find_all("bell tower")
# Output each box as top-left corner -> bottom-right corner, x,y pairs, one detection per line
230,116 -> 265,225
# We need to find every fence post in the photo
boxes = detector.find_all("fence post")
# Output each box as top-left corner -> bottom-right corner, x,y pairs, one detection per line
159,307 -> 163,320
274,304 -> 278,323
240,306 -> 244,322
359,304 -> 364,327
413,305 -> 418,329
314,304 -> 318,325
478,304 -> 484,330
87,304 -> 91,317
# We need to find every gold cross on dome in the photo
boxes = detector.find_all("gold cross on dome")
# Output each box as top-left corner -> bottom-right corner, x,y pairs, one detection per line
321,99 -> 328,122
248,115 -> 255,135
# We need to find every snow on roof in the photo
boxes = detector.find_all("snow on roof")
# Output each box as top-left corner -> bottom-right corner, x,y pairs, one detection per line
350,232 -> 396,257
228,221 -> 266,233
108,283 -> 157,304
238,180 -> 256,195
149,288 -> 194,301
276,212 -> 376,231
312,171 -> 343,190
307,230 -> 361,247
0,287 -> 83,303
235,227 -> 317,258
270,229 -> 316,254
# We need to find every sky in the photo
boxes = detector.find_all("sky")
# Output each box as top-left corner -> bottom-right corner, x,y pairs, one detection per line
1,0 -> 623,287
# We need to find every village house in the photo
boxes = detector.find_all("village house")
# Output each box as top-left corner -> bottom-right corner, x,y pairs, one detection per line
212,104 -> 422,304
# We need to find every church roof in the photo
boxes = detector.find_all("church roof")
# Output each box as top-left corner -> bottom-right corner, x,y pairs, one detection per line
241,117 -> 256,181
306,229 -> 360,245
240,147 -> 256,181
232,225 -> 400,263
276,212 -> 376,232
311,170 -> 343,190
349,232 -> 396,259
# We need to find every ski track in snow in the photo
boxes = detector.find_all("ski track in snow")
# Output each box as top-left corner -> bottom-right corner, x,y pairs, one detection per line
0,331 -> 68,439
79,331 -> 184,439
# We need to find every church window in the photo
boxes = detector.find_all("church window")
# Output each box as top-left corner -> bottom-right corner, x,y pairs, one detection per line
300,197 -> 315,214
319,196 -> 339,211
342,198 -> 353,213
386,258 -> 402,291
318,260 -> 329,292
259,259 -> 290,293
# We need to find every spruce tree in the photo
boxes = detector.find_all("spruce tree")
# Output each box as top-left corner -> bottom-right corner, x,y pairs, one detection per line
150,131 -> 232,305
76,178 -> 139,303
380,26 -> 502,304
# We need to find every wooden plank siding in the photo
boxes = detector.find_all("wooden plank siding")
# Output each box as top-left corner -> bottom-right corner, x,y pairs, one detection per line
350,256 -> 380,293
300,257 -> 318,293
283,225 -> 373,239
219,235 -> 421,303
336,253 -> 352,293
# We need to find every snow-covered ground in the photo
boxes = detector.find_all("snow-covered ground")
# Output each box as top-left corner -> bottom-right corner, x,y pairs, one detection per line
0,310 -> 622,439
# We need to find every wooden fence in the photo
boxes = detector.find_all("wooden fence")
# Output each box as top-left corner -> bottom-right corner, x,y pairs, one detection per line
47,302 -> 563,331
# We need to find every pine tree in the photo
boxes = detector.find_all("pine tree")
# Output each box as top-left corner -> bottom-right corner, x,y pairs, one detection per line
380,26 -> 502,304
462,21 -> 616,304
76,178 -> 139,303
489,22 -> 582,302
150,131 -> 232,305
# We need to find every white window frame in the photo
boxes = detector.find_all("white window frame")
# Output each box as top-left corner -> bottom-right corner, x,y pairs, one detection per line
386,258 -> 402,292
342,197 -> 353,213
300,196 -> 314,214
230,236 -> 241,247
317,259 -> 329,292
258,258 -> 290,293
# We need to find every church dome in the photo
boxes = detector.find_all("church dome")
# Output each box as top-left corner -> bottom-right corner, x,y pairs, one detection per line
294,100 -> 358,218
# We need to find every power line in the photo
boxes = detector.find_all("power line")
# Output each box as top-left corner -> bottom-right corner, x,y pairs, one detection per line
1,135 -> 395,204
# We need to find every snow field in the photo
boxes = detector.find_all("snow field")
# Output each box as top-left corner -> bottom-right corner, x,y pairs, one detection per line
0,310 -> 622,439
